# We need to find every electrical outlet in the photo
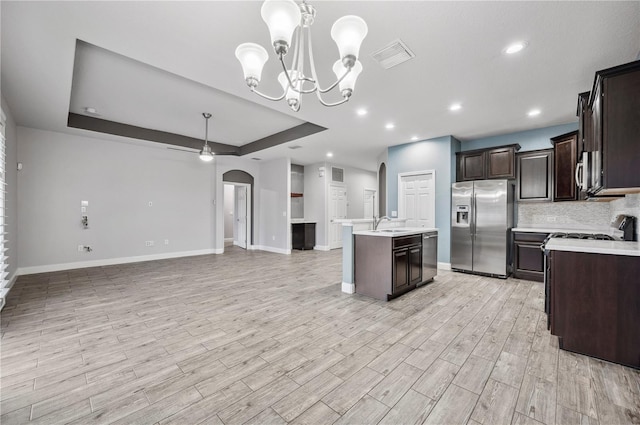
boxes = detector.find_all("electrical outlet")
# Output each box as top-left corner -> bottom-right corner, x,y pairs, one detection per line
81,206 -> 87,213
149,240 -> 154,247
78,244 -> 84,252
164,239 -> 169,245
145,241 -> 151,247
547,216 -> 557,222
272,235 -> 276,241
148,201 -> 153,207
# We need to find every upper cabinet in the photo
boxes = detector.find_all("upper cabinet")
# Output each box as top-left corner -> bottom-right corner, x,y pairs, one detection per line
516,149 -> 553,202
551,131 -> 579,201
587,60 -> 640,196
456,144 -> 520,182
577,91 -> 593,154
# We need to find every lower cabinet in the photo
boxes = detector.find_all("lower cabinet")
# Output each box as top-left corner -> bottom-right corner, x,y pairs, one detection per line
393,244 -> 422,293
355,234 -> 423,301
292,222 -> 315,250
513,232 -> 548,282
550,250 -> 640,369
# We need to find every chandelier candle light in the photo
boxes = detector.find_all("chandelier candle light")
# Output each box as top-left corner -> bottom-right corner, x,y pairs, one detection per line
235,0 -> 368,111
199,112 -> 214,162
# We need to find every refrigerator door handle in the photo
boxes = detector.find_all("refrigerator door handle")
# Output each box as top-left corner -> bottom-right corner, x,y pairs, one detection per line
473,193 -> 478,236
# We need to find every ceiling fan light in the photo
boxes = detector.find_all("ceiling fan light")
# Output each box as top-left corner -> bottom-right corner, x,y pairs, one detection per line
333,60 -> 362,95
331,15 -> 368,62
235,43 -> 269,86
261,0 -> 301,53
199,144 -> 214,162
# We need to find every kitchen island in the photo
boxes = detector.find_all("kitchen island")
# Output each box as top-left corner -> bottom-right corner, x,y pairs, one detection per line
353,228 -> 438,301
546,238 -> 640,368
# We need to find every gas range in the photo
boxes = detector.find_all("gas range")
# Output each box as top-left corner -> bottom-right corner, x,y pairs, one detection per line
547,232 -> 617,241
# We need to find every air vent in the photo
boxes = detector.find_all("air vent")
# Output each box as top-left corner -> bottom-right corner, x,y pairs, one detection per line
371,39 -> 415,69
331,167 -> 344,183
288,145 -> 302,150
251,157 -> 261,161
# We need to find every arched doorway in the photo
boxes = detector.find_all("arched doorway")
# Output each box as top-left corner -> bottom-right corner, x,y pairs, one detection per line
378,163 -> 387,216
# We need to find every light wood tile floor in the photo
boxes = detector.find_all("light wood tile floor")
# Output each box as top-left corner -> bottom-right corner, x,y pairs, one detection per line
2,248 -> 639,424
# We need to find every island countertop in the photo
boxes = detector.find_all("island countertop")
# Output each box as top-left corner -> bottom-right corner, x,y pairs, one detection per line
353,227 -> 438,237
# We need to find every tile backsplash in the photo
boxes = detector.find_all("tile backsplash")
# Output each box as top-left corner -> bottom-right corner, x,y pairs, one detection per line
517,194 -> 640,237
517,201 -> 611,231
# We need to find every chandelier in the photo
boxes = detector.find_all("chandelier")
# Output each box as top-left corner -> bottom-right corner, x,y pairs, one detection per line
235,0 -> 368,112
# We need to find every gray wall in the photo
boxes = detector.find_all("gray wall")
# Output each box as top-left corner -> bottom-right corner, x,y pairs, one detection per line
17,127 -> 216,270
1,96 -> 19,281
304,163 -> 327,247
258,157 -> 290,252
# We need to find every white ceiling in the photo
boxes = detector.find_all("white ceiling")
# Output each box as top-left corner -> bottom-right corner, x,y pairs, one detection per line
2,1 -> 639,171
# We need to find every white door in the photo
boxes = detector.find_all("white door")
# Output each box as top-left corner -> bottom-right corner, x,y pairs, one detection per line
234,185 -> 248,249
399,172 -> 435,228
363,189 -> 376,219
329,184 -> 347,249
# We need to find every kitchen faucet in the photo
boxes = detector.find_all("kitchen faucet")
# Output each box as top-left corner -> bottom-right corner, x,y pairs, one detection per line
374,215 -> 391,230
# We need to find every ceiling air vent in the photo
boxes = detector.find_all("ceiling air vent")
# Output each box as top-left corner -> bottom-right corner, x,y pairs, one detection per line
371,39 -> 415,69
288,145 -> 302,150
331,167 -> 344,183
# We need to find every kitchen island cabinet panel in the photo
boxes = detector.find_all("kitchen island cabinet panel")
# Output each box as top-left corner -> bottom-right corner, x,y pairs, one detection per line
550,250 -> 640,369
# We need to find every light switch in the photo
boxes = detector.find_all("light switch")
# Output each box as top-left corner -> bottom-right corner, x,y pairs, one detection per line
81,201 -> 88,206
391,211 -> 398,217
148,201 -> 153,207
81,206 -> 87,213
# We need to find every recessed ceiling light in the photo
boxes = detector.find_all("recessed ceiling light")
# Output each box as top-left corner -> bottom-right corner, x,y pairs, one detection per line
356,108 -> 368,116
449,103 -> 462,111
504,42 -> 527,55
528,109 -> 541,117
411,136 -> 419,141
84,107 -> 98,114
385,123 -> 395,130
326,152 -> 333,158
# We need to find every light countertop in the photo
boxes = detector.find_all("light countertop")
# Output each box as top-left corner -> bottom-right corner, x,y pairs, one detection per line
334,218 -> 407,224
545,238 -> 640,256
512,227 -> 613,235
290,219 -> 316,224
354,227 -> 438,237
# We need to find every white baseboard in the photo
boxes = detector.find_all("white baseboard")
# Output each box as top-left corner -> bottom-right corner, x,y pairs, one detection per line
341,282 -> 355,294
314,245 -> 330,251
437,262 -> 451,270
252,245 -> 291,255
16,249 -> 220,276
224,238 -> 233,243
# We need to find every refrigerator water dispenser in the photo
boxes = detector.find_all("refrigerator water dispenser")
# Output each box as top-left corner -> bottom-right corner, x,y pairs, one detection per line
456,205 -> 469,224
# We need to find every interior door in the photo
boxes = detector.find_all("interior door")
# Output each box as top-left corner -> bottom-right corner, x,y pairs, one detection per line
329,185 -> 347,249
400,173 -> 434,228
234,185 -> 247,249
363,189 -> 376,219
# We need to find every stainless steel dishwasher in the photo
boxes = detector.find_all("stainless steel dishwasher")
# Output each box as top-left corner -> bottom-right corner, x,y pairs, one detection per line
421,231 -> 438,284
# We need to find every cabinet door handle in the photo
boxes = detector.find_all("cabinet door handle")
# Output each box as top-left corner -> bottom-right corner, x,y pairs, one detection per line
575,162 -> 583,190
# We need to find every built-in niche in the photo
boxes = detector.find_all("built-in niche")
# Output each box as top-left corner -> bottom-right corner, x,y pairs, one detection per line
378,162 -> 387,216
291,164 -> 304,219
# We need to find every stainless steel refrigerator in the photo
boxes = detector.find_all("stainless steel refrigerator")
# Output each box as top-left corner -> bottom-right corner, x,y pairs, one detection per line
451,180 -> 514,278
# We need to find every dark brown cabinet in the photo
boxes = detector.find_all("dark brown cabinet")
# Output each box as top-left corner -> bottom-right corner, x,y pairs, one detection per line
588,60 -> 640,195
551,131 -> 579,201
577,91 -> 593,154
355,233 -> 422,301
292,222 -> 315,250
550,250 -> 640,368
456,144 -> 520,182
392,236 -> 422,293
512,232 -> 548,282
516,150 -> 553,202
